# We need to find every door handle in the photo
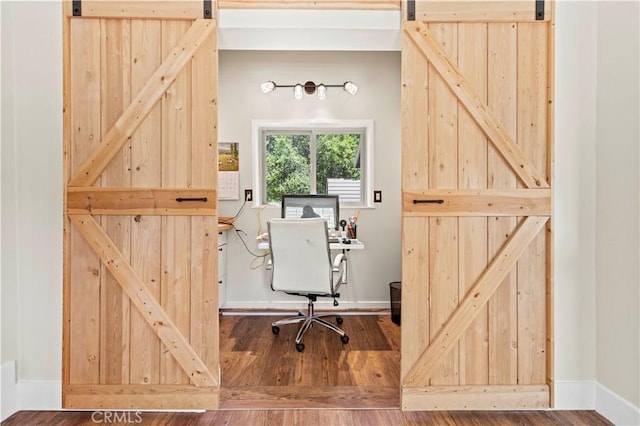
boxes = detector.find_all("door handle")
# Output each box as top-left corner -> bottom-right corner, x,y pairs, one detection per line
413,199 -> 444,204
176,197 -> 208,202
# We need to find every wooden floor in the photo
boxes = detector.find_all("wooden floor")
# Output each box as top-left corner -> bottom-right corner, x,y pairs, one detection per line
3,315 -> 614,425
3,409 -> 613,425
220,313 -> 401,409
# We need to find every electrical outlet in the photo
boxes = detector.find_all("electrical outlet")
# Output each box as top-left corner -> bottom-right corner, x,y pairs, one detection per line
244,189 -> 253,202
374,190 -> 382,203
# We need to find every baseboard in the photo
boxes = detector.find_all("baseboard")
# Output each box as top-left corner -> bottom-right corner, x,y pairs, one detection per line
552,380 -> 640,425
554,380 -> 596,409
220,301 -> 390,311
2,361 -> 62,421
595,382 -> 640,426
3,372 -> 637,425
19,380 -> 61,411
1,361 -> 19,422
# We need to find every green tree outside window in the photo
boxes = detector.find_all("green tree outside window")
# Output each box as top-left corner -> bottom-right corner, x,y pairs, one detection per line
265,132 -> 361,204
316,134 -> 361,195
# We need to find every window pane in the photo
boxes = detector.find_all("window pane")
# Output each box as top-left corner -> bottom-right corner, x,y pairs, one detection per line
265,134 -> 311,203
316,134 -> 362,203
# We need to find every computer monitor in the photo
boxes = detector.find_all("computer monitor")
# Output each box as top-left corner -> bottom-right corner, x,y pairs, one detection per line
281,194 -> 340,231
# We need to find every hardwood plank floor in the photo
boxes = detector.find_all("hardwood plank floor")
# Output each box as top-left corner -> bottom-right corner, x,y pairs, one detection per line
4,315 -> 613,425
220,313 -> 401,408
220,314 -> 400,386
3,409 -> 614,425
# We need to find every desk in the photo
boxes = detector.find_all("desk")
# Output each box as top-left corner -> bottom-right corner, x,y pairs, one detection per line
257,239 -> 364,251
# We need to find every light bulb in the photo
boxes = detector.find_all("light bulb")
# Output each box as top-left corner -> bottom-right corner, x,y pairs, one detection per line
317,84 -> 327,100
294,84 -> 304,100
343,81 -> 358,95
261,81 -> 275,93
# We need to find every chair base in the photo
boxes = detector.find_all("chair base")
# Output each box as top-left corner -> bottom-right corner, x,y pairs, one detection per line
271,298 -> 348,351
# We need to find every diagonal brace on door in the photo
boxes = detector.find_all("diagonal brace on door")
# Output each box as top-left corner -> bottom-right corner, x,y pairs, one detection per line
68,19 -> 215,187
403,216 -> 549,387
70,214 -> 218,388
404,21 -> 549,190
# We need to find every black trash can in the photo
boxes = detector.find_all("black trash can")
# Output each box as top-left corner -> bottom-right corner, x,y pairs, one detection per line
389,281 -> 401,325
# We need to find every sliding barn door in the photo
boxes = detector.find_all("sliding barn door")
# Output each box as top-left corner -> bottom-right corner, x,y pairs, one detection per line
401,0 -> 554,409
62,1 -> 219,409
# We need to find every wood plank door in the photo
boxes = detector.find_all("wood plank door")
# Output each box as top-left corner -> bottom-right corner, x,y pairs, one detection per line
62,1 -> 219,409
400,0 -> 554,410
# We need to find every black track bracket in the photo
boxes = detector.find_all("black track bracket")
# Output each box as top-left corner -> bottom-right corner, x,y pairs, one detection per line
204,0 -> 212,19
72,0 -> 81,16
535,0 -> 545,20
407,0 -> 416,21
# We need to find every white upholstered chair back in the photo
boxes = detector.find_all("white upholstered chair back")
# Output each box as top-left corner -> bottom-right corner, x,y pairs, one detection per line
267,218 -> 335,295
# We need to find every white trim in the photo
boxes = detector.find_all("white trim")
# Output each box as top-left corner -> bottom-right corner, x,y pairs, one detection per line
3,362 -> 62,421
1,362 -> 19,422
554,380 -> 640,425
18,380 -> 61,411
221,310 -> 387,316
251,119 -> 375,209
554,380 -> 596,410
218,10 -> 402,51
219,10 -> 400,31
596,382 -> 640,426
219,28 -> 401,52
3,371 -> 638,425
221,300 -> 389,311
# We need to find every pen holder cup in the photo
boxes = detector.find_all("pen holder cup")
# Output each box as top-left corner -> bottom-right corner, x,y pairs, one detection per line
348,224 -> 357,239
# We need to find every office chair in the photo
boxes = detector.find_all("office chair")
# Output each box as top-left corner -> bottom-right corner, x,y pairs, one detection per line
267,218 -> 349,352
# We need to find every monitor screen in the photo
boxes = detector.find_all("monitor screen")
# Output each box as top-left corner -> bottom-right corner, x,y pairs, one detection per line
281,194 -> 340,230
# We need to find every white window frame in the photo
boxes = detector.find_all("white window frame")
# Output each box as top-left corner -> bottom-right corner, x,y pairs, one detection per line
251,119 -> 374,209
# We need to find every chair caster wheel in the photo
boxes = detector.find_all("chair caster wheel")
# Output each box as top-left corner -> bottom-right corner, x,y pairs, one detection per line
272,325 -> 280,335
336,316 -> 343,325
296,343 -> 305,352
341,335 -> 349,344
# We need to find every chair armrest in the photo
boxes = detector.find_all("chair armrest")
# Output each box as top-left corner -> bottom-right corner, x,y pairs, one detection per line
332,253 -> 345,271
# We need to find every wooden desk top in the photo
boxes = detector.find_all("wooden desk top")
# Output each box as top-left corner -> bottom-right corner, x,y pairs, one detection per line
218,216 -> 234,232
257,239 -> 364,251
218,223 -> 233,231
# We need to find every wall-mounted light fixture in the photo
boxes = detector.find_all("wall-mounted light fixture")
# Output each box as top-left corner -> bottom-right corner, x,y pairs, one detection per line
261,80 -> 358,100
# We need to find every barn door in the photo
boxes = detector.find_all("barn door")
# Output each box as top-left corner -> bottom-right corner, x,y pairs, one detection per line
401,0 -> 554,410
62,1 -> 219,409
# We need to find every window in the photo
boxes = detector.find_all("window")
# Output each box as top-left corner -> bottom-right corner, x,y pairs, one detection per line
252,120 -> 374,207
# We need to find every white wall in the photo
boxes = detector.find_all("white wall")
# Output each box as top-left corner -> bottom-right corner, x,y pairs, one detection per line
0,0 -> 638,422
218,9 -> 401,51
0,0 -> 4,414
554,0 -> 598,386
0,0 -> 18,367
218,50 -> 401,309
0,1 -> 63,382
595,0 -> 640,411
